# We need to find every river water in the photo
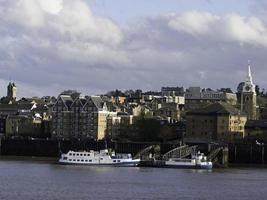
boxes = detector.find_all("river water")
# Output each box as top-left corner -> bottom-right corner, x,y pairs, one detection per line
0,159 -> 266,200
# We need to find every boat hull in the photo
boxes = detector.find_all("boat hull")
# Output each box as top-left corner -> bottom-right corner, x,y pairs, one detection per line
58,160 -> 140,167
163,164 -> 213,169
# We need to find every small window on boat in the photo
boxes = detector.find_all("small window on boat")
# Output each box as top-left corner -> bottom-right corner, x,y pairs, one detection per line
84,154 -> 86,156
113,160 -> 116,162
80,154 -> 83,156
85,160 -> 88,162
72,154 -> 75,156
118,160 -> 120,162
69,159 -> 72,161
89,160 -> 92,162
69,153 -> 72,156
63,157 -> 68,160
81,160 -> 84,162
77,159 -> 80,161
100,158 -> 103,160
73,159 -> 76,161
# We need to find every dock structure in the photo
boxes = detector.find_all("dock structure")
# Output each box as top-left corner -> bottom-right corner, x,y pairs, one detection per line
133,145 -> 160,160
162,145 -> 198,160
207,147 -> 223,161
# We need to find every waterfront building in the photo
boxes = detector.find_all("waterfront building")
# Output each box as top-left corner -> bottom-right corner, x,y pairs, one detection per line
185,87 -> 237,110
186,103 -> 247,142
106,113 -> 135,140
52,95 -> 73,139
245,120 -> 267,141
52,94 -> 117,140
161,87 -> 185,97
241,64 -> 257,120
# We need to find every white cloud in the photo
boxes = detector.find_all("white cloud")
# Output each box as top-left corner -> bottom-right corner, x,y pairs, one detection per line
1,1 -> 267,97
168,11 -> 219,35
168,11 -> 267,47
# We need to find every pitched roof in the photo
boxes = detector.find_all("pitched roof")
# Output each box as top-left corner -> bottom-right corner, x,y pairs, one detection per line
60,95 -> 73,109
91,96 -> 103,110
187,103 -> 243,116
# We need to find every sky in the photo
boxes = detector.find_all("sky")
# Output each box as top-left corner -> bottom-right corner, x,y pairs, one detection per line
0,0 -> 267,97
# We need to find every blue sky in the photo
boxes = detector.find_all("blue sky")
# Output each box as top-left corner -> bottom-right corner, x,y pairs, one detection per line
87,0 -> 252,24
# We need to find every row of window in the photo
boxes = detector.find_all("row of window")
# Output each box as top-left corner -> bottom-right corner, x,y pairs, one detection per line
69,159 -> 92,162
69,153 -> 91,156
68,159 -> 121,163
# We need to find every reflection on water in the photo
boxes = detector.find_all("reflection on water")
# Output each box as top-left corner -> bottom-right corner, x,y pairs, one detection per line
0,159 -> 267,200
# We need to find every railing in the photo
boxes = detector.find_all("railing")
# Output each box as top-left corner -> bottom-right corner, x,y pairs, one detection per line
207,147 -> 223,161
133,145 -> 159,159
162,145 -> 198,160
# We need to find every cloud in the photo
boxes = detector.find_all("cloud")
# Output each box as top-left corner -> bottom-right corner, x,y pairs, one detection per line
0,1 -> 267,97
168,11 -> 267,47
168,11 -> 219,36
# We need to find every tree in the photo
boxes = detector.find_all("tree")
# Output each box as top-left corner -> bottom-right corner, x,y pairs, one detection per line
237,82 -> 245,93
218,88 -> 233,93
255,85 -> 260,96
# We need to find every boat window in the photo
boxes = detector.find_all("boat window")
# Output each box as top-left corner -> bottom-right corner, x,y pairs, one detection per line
118,160 -> 120,162
73,159 -> 76,161
80,154 -> 83,156
113,160 -> 116,162
63,157 -> 68,160
69,159 -> 72,161
77,159 -> 80,161
69,153 -> 72,156
72,154 -> 75,156
89,160 -> 92,162
100,158 -> 103,160
84,154 -> 86,156
81,160 -> 84,162
85,160 -> 88,162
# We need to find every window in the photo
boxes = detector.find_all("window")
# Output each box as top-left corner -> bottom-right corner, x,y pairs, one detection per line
77,159 -> 80,161
113,160 -> 116,162
89,160 -> 92,162
69,153 -> 72,156
85,160 -> 88,162
69,159 -> 72,161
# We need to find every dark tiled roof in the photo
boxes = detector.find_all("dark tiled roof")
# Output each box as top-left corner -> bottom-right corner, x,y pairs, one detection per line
187,103 -> 243,115
0,103 -> 33,111
91,96 -> 103,109
60,95 -> 73,109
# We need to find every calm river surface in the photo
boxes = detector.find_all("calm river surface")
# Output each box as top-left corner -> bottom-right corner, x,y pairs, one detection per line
0,159 -> 266,200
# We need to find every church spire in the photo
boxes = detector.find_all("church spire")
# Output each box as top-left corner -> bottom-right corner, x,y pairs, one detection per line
246,60 -> 253,84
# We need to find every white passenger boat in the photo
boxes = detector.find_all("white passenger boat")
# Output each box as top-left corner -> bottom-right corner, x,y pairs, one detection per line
59,149 -> 140,166
165,152 -> 213,169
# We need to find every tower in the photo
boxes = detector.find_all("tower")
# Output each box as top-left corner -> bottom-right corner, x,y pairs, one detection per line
241,63 -> 257,120
7,82 -> 17,100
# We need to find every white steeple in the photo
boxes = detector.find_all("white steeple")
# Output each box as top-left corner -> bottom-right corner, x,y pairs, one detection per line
242,61 -> 255,93
246,61 -> 253,84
